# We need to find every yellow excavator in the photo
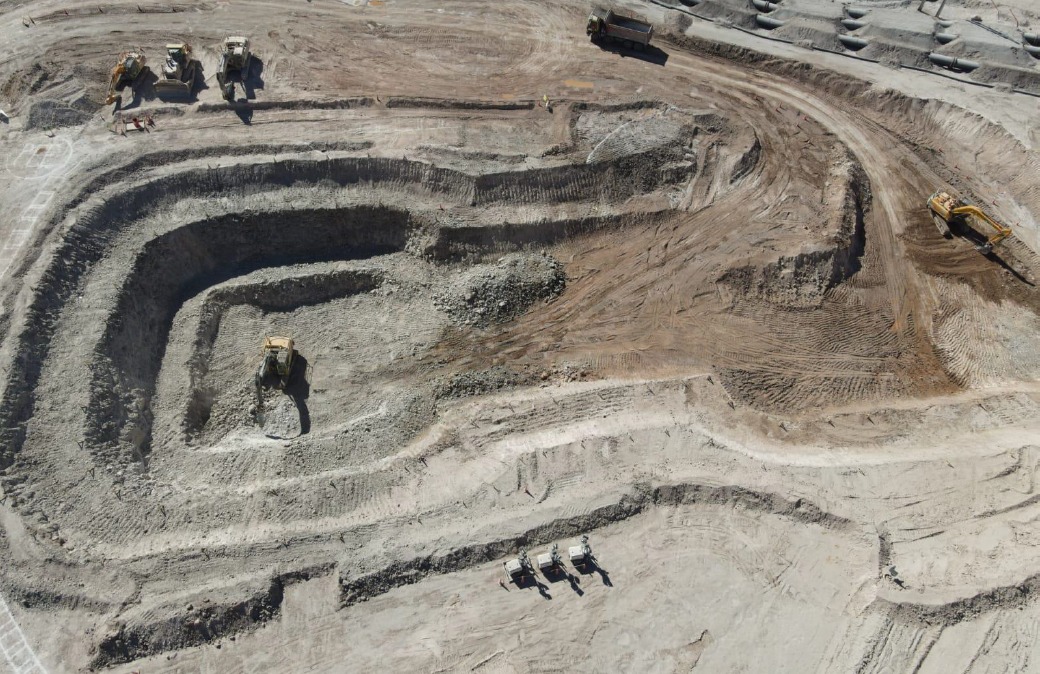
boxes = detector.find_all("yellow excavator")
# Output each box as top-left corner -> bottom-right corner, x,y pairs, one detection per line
105,51 -> 147,105
217,36 -> 252,102
927,190 -> 1013,254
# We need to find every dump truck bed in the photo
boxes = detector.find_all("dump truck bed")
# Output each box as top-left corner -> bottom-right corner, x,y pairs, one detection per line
596,9 -> 653,46
611,14 -> 651,34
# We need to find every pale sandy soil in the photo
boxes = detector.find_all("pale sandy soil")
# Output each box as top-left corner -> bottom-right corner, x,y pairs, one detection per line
0,1 -> 1038,672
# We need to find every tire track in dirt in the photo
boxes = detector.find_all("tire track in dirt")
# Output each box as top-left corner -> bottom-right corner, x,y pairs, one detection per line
2,2 -> 1039,668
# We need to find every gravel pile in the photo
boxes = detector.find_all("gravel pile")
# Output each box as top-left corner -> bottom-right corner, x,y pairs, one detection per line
25,99 -> 91,130
435,366 -> 530,399
435,253 -> 565,327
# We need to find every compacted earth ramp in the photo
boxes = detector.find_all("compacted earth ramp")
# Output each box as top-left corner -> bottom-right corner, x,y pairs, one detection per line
0,0 -> 1039,671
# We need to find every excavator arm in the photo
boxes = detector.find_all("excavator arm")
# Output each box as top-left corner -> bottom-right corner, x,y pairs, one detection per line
950,205 -> 1013,250
216,52 -> 233,101
105,65 -> 125,105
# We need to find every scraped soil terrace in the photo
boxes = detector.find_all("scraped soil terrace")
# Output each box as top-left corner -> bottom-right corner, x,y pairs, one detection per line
0,93 -> 1025,667
1,1 -> 1040,670
0,96 -> 861,658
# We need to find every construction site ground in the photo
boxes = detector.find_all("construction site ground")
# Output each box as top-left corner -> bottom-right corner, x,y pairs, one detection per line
1,0 -> 1040,671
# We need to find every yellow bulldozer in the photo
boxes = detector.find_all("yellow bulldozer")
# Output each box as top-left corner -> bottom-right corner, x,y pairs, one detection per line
154,43 -> 198,100
253,336 -> 296,427
927,190 -> 1012,254
105,51 -> 147,105
256,336 -> 295,390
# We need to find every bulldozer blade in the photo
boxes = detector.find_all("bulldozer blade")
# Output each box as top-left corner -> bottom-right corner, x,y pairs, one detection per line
154,80 -> 193,101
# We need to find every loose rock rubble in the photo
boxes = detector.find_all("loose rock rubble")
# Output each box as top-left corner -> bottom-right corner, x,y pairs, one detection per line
435,253 -> 566,327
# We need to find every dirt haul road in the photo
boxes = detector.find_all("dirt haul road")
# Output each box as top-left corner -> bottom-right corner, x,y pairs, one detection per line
0,0 -> 1040,671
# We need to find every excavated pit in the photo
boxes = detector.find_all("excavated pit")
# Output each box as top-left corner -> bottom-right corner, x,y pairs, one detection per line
0,140 -> 701,471
0,102 -> 747,664
4,0 -> 1040,670
0,63 -> 1036,669
181,268 -> 386,439
87,205 -> 413,461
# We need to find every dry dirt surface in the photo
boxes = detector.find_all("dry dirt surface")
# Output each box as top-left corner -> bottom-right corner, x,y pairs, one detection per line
1,0 -> 1040,672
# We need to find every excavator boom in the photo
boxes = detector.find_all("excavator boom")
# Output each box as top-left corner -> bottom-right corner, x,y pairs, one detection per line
950,204 -> 1012,248
104,65 -> 125,105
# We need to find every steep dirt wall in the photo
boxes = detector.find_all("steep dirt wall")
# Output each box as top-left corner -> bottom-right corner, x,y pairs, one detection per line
0,156 -> 473,470
0,146 -> 690,470
183,269 -> 386,437
339,481 -> 853,606
86,206 -> 412,463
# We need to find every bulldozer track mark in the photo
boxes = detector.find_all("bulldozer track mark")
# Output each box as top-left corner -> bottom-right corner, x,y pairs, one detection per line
0,0 -> 1038,667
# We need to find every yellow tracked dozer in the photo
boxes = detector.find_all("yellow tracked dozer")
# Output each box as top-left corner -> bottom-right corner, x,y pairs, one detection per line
256,336 -> 295,390
154,43 -> 198,100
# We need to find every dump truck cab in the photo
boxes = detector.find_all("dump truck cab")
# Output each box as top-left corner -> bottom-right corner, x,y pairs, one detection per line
224,37 -> 251,66
586,7 -> 610,36
166,43 -> 188,63
163,44 -> 189,73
